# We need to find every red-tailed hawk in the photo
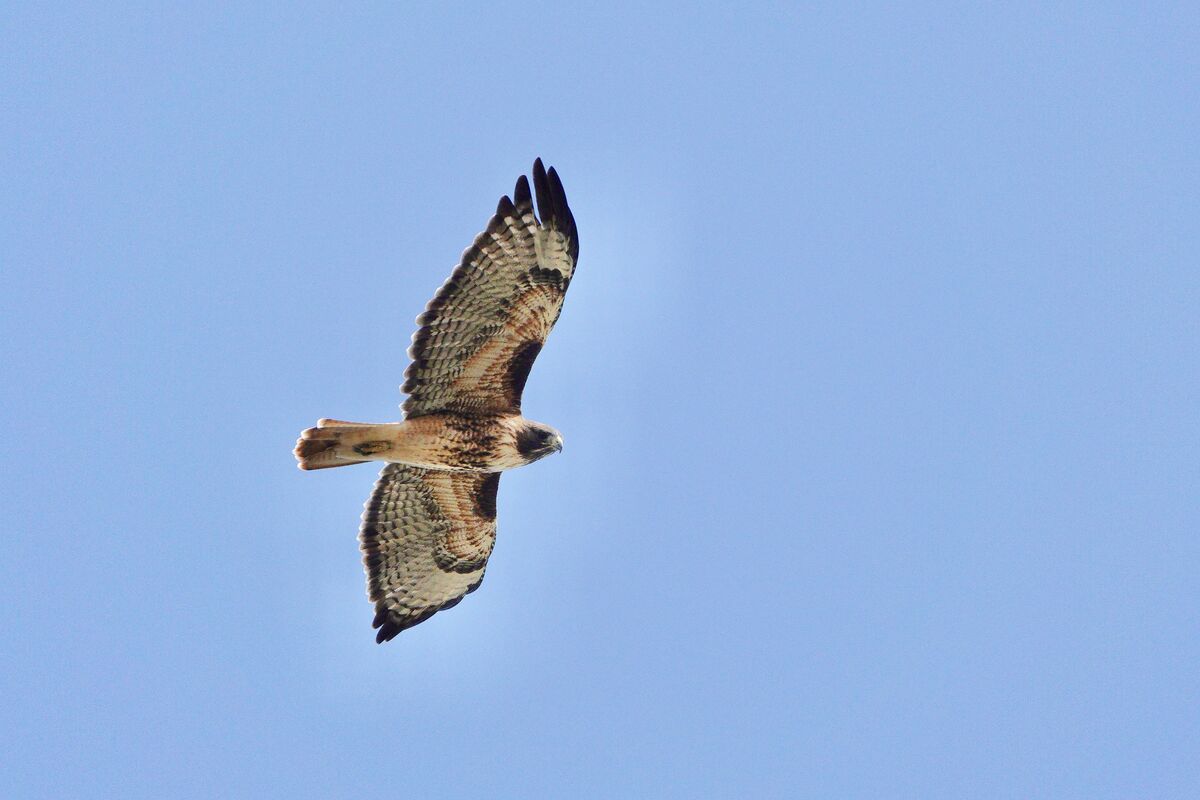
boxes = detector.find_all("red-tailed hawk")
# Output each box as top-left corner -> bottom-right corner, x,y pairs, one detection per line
294,159 -> 578,642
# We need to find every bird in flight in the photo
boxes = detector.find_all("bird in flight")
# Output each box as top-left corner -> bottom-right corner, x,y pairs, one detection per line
294,159 -> 578,642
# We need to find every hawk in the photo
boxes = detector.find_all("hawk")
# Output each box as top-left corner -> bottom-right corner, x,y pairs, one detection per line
294,159 -> 578,642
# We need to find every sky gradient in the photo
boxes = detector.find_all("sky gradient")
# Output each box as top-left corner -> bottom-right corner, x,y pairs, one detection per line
3,3 -> 1198,797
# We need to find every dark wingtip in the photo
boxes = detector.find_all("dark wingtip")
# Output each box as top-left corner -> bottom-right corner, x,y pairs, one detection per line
513,174 -> 532,210
532,158 -> 551,226
374,616 -> 402,643
496,194 -> 516,218
547,167 -> 568,223
545,164 -> 578,261
530,159 -> 577,259
370,603 -> 451,643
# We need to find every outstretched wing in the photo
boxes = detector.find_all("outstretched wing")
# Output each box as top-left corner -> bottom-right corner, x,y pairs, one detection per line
359,464 -> 499,642
402,158 -> 578,418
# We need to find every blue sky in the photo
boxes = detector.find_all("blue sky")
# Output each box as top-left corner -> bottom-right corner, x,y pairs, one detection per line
2,3 -> 1198,797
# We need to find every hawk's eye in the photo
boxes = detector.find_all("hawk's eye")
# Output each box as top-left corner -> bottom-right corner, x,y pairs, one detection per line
517,427 -> 550,458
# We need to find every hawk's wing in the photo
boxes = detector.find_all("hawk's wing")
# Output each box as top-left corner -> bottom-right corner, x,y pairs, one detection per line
359,464 -> 499,642
402,159 -> 578,418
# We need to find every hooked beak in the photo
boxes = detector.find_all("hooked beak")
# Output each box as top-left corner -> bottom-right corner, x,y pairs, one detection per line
551,434 -> 564,453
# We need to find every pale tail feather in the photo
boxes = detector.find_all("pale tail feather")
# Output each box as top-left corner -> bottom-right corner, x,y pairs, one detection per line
294,421 -> 393,470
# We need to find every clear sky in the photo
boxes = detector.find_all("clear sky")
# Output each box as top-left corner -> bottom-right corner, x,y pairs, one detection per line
3,3 -> 1198,798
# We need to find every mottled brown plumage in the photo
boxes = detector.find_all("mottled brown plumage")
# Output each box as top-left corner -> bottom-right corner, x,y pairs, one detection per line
294,159 -> 577,642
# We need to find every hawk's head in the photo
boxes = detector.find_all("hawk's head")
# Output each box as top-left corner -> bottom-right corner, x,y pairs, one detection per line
515,422 -> 564,464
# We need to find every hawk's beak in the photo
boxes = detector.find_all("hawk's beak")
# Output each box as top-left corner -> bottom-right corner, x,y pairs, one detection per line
552,434 -> 564,453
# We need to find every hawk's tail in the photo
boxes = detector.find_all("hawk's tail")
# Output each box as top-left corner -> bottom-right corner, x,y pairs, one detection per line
294,419 -> 385,470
